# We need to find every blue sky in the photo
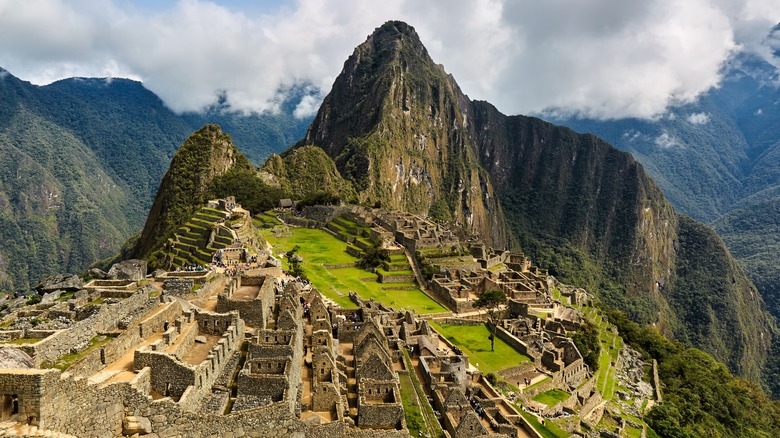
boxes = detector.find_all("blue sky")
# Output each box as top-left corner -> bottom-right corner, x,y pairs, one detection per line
0,0 -> 778,119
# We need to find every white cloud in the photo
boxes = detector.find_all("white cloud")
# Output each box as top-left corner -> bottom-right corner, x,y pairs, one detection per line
655,131 -> 682,148
0,0 -> 777,119
687,112 -> 711,124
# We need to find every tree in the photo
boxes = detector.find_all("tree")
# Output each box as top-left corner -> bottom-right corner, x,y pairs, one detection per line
473,290 -> 507,351
358,244 -> 390,270
285,245 -> 307,281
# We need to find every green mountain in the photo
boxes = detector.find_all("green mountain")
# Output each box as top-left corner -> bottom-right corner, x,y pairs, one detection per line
304,23 -> 509,246
0,68 -> 309,294
126,124 -> 253,265
281,21 -> 775,385
546,50 -> 780,392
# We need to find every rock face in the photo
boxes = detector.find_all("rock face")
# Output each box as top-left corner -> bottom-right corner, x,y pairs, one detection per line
294,21 -> 775,382
0,348 -> 35,369
108,259 -> 148,281
36,274 -> 83,293
304,21 -> 508,247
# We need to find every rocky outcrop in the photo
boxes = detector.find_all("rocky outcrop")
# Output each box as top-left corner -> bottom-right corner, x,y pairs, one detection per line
107,259 -> 147,281
36,274 -> 83,293
304,21 -> 508,247
0,347 -> 35,369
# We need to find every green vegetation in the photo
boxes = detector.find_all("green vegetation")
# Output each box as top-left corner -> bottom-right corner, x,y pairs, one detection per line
572,322 -> 600,371
401,350 -> 444,438
208,167 -> 284,214
472,290 -> 506,351
532,389 -> 571,406
43,334 -> 115,372
607,310 -> 780,438
430,322 -> 531,374
260,225 -> 445,314
260,146 -> 355,202
398,372 -> 426,436
26,294 -> 42,305
357,244 -> 391,270
284,245 -> 307,281
517,409 -> 570,438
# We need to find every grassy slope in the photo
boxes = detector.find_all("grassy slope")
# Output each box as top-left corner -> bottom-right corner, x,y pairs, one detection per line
430,322 -> 531,374
260,224 -> 445,314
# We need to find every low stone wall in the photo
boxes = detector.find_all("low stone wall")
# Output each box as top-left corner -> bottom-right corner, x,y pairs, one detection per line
0,330 -> 24,342
376,272 -> 415,284
579,389 -> 603,419
497,363 -> 537,381
19,290 -> 150,367
495,325 -> 532,357
163,278 -> 195,296
323,263 -> 358,269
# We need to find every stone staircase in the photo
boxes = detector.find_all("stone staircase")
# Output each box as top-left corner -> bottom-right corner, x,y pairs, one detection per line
0,421 -> 78,438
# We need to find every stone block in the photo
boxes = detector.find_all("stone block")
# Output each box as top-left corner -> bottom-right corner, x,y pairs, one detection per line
123,416 -> 152,435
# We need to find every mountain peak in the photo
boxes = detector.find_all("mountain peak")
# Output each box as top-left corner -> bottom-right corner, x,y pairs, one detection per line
370,20 -> 423,47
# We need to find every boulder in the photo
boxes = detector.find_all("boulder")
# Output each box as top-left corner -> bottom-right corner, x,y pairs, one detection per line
122,416 -> 152,435
0,348 -> 35,369
195,336 -> 207,344
40,290 -> 63,304
152,269 -> 167,278
88,268 -> 109,279
36,274 -> 83,293
108,259 -> 148,281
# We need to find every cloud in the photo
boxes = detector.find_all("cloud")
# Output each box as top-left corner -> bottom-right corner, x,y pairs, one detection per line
687,112 -> 711,124
655,131 -> 682,149
0,0 -> 777,119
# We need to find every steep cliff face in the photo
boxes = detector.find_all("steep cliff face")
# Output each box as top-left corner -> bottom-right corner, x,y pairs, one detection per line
305,21 -> 508,246
468,102 -> 772,380
129,124 -> 252,262
300,21 -> 774,382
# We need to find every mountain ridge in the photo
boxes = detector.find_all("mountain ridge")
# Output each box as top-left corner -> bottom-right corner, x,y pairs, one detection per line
285,20 -> 775,385
0,67 -> 311,293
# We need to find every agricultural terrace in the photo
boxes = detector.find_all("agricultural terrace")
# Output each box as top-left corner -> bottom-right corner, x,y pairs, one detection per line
430,322 -> 532,375
258,217 -> 446,314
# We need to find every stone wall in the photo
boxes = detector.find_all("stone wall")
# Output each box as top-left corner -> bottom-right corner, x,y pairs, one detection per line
216,275 -> 274,328
376,272 -> 416,283
162,278 -> 194,296
20,289 -> 150,367
494,325 -> 532,358
0,363 -> 416,438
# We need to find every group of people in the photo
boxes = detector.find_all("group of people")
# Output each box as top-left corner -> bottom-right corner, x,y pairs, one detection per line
5,293 -> 19,300
467,393 -> 485,417
176,264 -> 205,272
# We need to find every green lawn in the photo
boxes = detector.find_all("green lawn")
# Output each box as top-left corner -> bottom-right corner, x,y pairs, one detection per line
517,409 -> 571,438
402,351 -> 445,438
0,338 -> 40,345
399,372 -> 426,437
532,389 -> 571,406
430,322 -> 531,374
260,226 -> 446,314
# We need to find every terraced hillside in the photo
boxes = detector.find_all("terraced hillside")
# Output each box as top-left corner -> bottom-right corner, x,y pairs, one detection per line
326,216 -> 416,286
161,207 -> 234,269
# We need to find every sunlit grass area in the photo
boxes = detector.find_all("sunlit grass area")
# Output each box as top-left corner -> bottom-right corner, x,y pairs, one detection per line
260,224 -> 446,314
430,322 -> 531,374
